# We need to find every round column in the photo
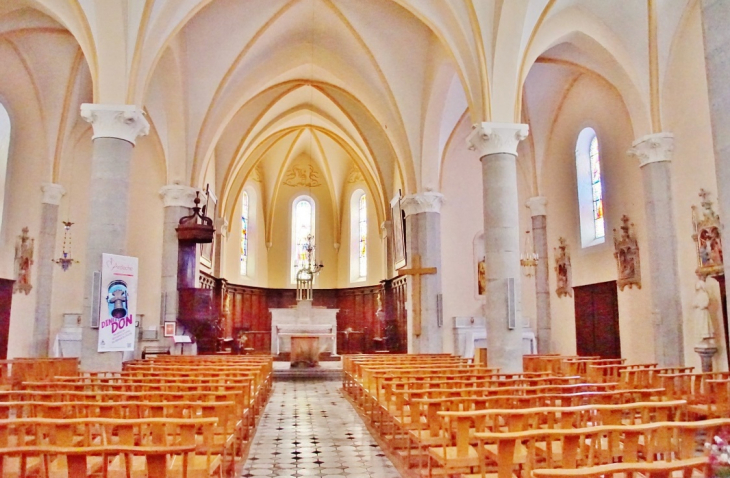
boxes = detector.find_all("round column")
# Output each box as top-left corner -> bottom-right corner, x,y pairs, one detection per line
468,122 -> 529,373
78,104 -> 149,372
32,183 -> 66,357
628,133 -> 684,366
401,191 -> 444,354
527,196 -> 551,354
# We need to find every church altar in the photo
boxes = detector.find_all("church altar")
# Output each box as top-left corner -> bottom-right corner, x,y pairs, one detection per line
270,300 -> 338,356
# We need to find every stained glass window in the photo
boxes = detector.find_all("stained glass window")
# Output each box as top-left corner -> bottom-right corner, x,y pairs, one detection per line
240,191 -> 249,275
293,198 -> 314,278
358,194 -> 367,278
589,136 -> 605,238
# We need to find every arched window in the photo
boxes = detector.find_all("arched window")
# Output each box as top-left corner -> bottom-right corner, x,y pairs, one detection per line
576,127 -> 605,247
240,191 -> 249,275
358,193 -> 367,278
291,196 -> 315,282
350,190 -> 367,281
0,104 -> 10,230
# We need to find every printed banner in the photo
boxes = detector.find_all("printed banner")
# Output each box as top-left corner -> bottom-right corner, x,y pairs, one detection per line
97,253 -> 138,352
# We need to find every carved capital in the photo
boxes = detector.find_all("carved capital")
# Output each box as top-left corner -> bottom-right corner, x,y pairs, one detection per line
628,132 -> 674,168
467,122 -> 529,157
40,183 -> 66,206
80,104 -> 150,145
214,217 -> 228,237
526,196 -> 547,217
159,184 -> 197,208
380,220 -> 392,238
401,191 -> 444,216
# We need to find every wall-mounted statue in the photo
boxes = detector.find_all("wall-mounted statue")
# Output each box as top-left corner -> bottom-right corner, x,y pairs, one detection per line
692,189 -> 723,279
554,237 -> 572,297
13,227 -> 34,295
613,215 -> 641,291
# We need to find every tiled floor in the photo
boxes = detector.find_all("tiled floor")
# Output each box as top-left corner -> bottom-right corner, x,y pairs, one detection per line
241,379 -> 402,478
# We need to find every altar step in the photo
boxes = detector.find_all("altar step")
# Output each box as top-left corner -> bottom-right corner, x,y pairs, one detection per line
273,352 -> 341,362
272,360 -> 343,381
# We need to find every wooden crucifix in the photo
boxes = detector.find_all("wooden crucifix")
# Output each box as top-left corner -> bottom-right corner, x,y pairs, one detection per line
397,254 -> 437,336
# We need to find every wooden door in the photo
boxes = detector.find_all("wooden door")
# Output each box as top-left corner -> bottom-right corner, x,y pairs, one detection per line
574,281 -> 621,358
0,279 -> 14,359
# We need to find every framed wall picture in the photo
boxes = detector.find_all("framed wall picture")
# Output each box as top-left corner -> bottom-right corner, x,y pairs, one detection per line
200,184 -> 217,269
391,194 -> 407,270
164,321 -> 177,337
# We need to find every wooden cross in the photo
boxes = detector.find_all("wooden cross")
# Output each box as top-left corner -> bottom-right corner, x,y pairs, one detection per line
397,254 -> 437,336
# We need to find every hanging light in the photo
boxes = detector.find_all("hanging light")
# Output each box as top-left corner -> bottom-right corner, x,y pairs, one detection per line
520,230 -> 538,277
54,221 -> 79,271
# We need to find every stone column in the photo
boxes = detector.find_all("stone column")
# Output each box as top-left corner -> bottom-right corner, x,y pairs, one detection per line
32,183 -> 66,357
381,220 -> 393,279
527,196 -> 551,353
78,104 -> 149,372
628,133 -> 684,366
702,1 -> 730,256
401,192 -> 444,354
159,185 -> 197,334
467,122 -> 529,373
213,217 -> 228,278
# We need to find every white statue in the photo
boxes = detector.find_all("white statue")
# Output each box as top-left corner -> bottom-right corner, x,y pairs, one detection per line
694,279 -> 714,341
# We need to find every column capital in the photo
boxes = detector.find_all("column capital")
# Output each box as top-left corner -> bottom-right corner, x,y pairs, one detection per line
80,104 -> 150,145
380,220 -> 392,237
214,217 -> 228,237
467,122 -> 529,157
628,132 -> 674,168
526,196 -> 547,217
40,183 -> 66,205
401,191 -> 444,216
159,184 -> 197,208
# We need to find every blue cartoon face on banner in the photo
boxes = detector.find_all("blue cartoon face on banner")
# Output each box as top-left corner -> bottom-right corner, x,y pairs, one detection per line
107,280 -> 128,319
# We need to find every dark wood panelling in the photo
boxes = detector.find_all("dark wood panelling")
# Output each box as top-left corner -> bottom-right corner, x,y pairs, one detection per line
0,279 -> 13,359
384,276 -> 408,353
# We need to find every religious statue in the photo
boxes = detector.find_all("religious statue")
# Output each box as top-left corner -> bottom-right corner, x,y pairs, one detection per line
554,237 -> 572,297
477,258 -> 486,296
13,227 -> 34,295
613,215 -> 641,290
694,279 -> 714,341
692,189 -> 724,279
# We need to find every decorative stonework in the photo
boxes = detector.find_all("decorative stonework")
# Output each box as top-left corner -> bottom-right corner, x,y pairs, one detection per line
251,164 -> 264,182
80,104 -> 150,145
346,167 -> 364,183
41,183 -> 66,206
628,132 -> 674,168
613,215 -> 642,291
554,237 -> 572,298
13,227 -> 34,295
159,184 -> 197,208
380,220 -> 391,238
401,191 -> 444,216
214,217 -> 229,238
692,188 -> 724,279
467,122 -> 529,157
283,164 -> 320,187
526,196 -> 547,217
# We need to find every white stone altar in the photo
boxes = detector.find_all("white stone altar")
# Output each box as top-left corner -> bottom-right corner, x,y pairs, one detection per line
453,316 -> 537,358
271,300 -> 338,356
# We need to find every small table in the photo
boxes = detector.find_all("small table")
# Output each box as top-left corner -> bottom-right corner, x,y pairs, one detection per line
290,335 -> 321,367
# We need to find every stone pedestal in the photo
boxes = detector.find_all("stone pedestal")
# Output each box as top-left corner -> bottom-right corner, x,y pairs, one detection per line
468,122 -> 529,373
695,340 -> 718,372
629,133 -> 684,366
402,192 -> 444,354
527,196 -> 551,353
32,183 -> 65,357
79,104 -> 149,372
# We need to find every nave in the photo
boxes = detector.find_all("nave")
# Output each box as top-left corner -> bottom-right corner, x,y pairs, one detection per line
241,379 -> 401,478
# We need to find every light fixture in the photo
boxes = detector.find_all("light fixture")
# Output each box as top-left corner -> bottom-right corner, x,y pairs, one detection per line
520,230 -> 538,277
54,221 -> 79,271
